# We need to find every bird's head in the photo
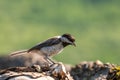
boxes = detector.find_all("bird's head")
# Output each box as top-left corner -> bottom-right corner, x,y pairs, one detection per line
60,33 -> 76,47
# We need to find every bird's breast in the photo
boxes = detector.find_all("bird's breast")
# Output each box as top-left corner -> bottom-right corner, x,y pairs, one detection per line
40,43 -> 63,56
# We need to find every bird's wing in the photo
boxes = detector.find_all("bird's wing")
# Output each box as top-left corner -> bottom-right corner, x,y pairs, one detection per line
28,37 -> 61,52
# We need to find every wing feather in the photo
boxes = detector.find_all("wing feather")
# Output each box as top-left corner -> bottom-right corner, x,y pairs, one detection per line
28,37 -> 60,52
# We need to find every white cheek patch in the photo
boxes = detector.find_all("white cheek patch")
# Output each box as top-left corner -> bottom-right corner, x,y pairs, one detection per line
61,37 -> 72,44
56,36 -> 61,38
53,36 -> 61,38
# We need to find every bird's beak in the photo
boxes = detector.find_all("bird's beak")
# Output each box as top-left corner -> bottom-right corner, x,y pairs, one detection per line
71,42 -> 76,47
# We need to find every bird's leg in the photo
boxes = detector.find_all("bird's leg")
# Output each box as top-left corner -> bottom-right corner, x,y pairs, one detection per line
47,57 -> 60,68
47,57 -> 55,64
44,56 -> 55,65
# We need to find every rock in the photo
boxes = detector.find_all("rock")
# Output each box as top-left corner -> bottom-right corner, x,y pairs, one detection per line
0,60 -> 117,80
70,60 -> 115,80
0,62 -> 73,80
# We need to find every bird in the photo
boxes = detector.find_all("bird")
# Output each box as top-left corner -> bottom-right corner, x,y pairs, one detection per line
27,33 -> 76,63
11,33 -> 76,64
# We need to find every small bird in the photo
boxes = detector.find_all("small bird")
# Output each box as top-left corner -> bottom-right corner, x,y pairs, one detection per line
0,34 -> 76,69
11,33 -> 76,63
11,33 -> 76,64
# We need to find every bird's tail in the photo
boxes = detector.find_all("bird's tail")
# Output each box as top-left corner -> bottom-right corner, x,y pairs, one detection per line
10,50 -> 28,56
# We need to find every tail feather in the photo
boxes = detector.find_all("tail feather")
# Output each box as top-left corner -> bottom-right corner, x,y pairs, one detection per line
10,50 -> 28,56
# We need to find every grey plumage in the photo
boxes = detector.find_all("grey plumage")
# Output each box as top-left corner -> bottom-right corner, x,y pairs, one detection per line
27,34 -> 75,57
28,37 -> 61,52
0,34 -> 75,70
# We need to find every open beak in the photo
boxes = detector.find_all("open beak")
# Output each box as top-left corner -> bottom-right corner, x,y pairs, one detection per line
72,42 -> 76,47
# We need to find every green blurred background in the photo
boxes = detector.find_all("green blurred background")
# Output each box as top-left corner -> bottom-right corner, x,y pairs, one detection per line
0,0 -> 120,65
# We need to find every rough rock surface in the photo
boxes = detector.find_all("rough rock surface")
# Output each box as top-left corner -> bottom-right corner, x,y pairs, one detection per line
0,60 -> 118,80
70,60 -> 115,80
0,63 -> 73,80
